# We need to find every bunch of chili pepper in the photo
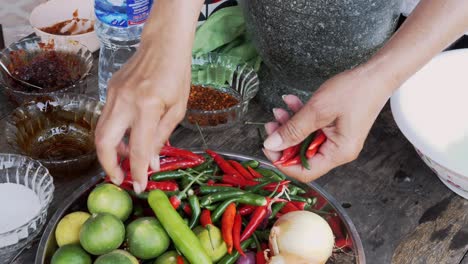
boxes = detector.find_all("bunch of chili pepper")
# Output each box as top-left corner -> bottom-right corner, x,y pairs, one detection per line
274,130 -> 327,169
110,148 -> 351,262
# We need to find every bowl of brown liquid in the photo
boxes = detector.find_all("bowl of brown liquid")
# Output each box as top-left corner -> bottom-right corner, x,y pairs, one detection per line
4,94 -> 102,175
0,36 -> 93,105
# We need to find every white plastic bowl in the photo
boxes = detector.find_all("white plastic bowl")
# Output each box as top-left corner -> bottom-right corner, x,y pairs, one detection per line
391,49 -> 468,199
29,0 -> 100,52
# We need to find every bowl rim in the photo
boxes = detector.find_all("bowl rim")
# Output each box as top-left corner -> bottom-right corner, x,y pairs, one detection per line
390,48 -> 468,177
0,153 -> 54,238
35,151 -> 366,264
0,36 -> 94,96
3,93 -> 102,166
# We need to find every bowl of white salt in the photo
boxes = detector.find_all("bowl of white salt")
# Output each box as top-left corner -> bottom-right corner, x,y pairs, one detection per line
0,154 -> 54,262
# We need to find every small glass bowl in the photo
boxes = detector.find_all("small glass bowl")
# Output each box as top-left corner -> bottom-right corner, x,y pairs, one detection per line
181,53 -> 260,131
0,154 -> 54,262
4,94 -> 103,175
0,36 -> 93,105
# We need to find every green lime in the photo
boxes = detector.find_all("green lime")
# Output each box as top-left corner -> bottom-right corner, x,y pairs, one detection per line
87,183 -> 133,221
94,250 -> 139,264
79,213 -> 125,255
51,244 -> 91,264
55,211 -> 90,247
153,251 -> 188,264
126,217 -> 170,259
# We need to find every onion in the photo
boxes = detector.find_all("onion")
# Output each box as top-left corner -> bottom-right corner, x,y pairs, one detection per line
268,211 -> 334,264
236,251 -> 256,264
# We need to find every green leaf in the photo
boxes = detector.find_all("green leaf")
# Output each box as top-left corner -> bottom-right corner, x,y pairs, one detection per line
193,6 -> 246,55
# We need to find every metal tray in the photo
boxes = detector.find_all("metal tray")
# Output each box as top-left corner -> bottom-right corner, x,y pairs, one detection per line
35,151 -> 366,264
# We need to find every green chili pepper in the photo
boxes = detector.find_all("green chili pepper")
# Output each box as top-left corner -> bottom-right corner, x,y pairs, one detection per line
241,160 -> 260,169
199,186 -> 240,195
269,202 -> 286,219
217,238 -> 254,264
254,168 -> 285,181
245,181 -> 273,193
148,190 -> 212,264
288,184 -> 307,195
212,194 -> 267,222
150,169 -> 214,181
200,190 -> 246,207
204,203 -> 220,211
288,195 -> 314,204
193,157 -> 214,172
188,195 -> 201,229
300,134 -> 315,170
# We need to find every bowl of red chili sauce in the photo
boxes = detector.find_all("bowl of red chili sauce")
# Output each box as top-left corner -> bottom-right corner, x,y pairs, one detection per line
0,36 -> 93,105
182,53 -> 260,131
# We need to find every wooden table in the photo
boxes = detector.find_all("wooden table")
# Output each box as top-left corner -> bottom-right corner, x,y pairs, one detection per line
4,54 -> 467,264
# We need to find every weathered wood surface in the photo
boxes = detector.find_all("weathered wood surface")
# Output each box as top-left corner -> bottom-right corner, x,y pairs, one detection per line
4,57 -> 467,264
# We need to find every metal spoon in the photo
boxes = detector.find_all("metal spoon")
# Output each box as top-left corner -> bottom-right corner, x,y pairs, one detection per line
0,60 -> 43,90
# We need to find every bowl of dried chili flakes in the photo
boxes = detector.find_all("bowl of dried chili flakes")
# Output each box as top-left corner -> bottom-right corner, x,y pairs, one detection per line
183,53 -> 260,131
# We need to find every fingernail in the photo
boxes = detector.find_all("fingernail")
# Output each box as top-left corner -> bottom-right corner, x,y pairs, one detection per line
272,108 -> 280,118
264,132 -> 283,150
281,94 -> 288,100
134,182 -> 143,194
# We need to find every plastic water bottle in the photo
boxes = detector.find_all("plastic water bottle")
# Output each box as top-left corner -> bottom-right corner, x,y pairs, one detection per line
94,0 -> 153,102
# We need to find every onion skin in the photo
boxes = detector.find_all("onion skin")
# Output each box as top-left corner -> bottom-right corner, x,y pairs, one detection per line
269,211 -> 334,264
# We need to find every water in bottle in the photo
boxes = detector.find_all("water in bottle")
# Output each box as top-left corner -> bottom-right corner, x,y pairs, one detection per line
94,0 -> 153,102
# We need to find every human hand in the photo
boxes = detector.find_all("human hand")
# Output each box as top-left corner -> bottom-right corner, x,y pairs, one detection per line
263,67 -> 396,182
95,43 -> 191,193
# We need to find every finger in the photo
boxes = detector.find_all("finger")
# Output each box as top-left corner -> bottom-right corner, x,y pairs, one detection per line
265,122 -> 280,135
151,104 -> 186,170
129,104 -> 164,193
272,108 -> 290,124
264,100 -> 332,151
95,102 -> 130,186
282,94 -> 304,113
263,148 -> 281,163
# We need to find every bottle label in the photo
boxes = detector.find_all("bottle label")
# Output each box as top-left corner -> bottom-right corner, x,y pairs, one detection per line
95,0 -> 153,27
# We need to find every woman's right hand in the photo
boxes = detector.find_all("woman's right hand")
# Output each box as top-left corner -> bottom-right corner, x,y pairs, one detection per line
95,0 -> 204,193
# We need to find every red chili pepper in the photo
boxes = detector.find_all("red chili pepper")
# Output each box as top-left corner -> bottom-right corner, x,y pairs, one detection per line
238,205 -> 256,216
121,158 -> 131,172
212,183 -> 235,187
159,159 -> 204,172
256,251 -> 266,264
335,237 -> 353,250
247,166 -> 262,178
161,146 -> 204,162
240,203 -> 269,242
280,156 -> 301,167
176,255 -> 184,264
182,203 -> 192,216
263,181 -> 290,192
146,181 -> 179,192
207,180 -> 215,186
206,150 -> 240,176
307,130 -> 326,152
222,203 -> 236,254
228,160 -> 254,180
274,144 -> 300,165
169,196 -> 181,209
233,213 -> 245,256
306,146 -> 319,159
280,201 -> 301,214
328,215 -> 345,239
310,190 -> 328,210
200,209 -> 213,227
290,201 -> 311,210
222,175 -> 257,187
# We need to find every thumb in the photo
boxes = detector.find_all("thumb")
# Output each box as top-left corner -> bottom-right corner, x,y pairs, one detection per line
263,103 -> 325,151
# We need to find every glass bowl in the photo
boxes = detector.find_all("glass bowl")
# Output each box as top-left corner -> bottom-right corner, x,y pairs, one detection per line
181,53 -> 260,131
0,154 -> 54,262
4,94 -> 103,176
0,36 -> 93,105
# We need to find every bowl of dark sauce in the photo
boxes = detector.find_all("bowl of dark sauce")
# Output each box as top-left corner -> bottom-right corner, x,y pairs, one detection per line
0,36 -> 93,105
4,94 -> 103,176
